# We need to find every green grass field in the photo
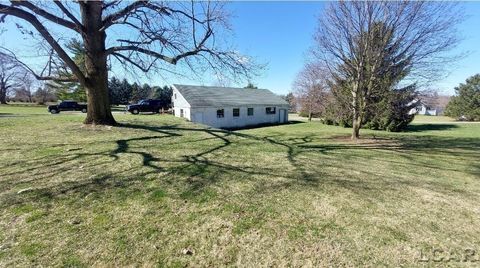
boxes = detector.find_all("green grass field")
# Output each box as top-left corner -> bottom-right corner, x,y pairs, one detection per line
1,105 -> 479,266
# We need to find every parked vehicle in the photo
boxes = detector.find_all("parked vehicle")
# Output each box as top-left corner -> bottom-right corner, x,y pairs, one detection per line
126,99 -> 170,114
48,101 -> 87,114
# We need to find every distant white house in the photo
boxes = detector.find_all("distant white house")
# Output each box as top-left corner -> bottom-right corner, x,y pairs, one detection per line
409,100 -> 438,116
172,84 -> 289,128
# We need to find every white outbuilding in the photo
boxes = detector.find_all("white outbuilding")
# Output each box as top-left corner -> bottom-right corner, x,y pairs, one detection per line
172,84 -> 289,129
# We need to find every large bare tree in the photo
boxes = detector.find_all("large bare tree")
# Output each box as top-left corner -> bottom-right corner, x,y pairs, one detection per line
0,52 -> 24,104
0,1 -> 256,125
293,62 -> 330,121
312,1 -> 463,139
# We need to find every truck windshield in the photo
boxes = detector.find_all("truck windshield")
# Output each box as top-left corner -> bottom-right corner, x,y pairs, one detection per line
139,100 -> 149,105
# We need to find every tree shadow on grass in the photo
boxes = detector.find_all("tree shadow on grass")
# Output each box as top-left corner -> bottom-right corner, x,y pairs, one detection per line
2,121 -> 479,209
0,122 -> 310,207
405,124 -> 459,132
222,120 -> 305,131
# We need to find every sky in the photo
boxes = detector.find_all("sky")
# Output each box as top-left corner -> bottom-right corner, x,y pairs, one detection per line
226,1 -> 325,94
223,1 -> 480,96
155,1 -> 324,93
1,1 -> 479,96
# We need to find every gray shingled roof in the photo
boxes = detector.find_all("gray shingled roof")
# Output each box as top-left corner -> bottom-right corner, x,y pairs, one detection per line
173,84 -> 289,107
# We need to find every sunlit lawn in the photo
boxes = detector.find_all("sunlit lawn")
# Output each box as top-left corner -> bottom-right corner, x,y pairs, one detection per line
413,115 -> 456,123
1,105 -> 479,266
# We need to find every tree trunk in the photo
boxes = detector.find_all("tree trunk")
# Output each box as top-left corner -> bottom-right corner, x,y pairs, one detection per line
351,86 -> 360,140
80,2 -> 116,125
308,110 -> 312,121
352,111 -> 361,140
0,87 -> 6,104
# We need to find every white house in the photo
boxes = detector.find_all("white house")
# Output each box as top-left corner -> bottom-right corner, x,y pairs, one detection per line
409,100 -> 438,116
172,84 -> 289,128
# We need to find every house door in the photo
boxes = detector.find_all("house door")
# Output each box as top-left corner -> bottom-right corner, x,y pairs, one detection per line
279,109 -> 287,123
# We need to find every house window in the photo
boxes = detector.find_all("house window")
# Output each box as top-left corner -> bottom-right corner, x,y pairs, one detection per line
233,108 -> 240,117
248,108 -> 254,116
266,107 -> 276,114
174,93 -> 177,99
180,109 -> 184,118
217,109 -> 224,118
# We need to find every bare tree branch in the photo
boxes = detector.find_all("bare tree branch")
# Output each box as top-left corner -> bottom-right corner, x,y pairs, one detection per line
0,3 -> 86,85
0,47 -> 77,82
0,0 -> 259,124
112,52 -> 155,73
101,1 -> 161,31
310,1 -> 463,139
106,45 -> 176,64
53,0 -> 84,32
10,0 -> 82,33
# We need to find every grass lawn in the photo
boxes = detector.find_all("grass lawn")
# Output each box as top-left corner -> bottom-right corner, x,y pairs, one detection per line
413,115 -> 457,123
1,105 -> 479,266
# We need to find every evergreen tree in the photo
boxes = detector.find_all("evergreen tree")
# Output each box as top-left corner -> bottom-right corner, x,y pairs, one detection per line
244,82 -> 258,89
363,85 -> 417,131
284,92 -> 296,112
153,85 -> 173,107
120,79 -> 132,103
142,84 -> 153,99
323,22 -> 417,131
130,82 -> 153,103
130,83 -> 140,103
108,77 -> 124,105
49,39 -> 87,102
108,76 -> 172,106
445,74 -> 480,121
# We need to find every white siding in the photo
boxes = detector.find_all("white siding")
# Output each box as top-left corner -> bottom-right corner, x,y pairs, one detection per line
416,104 -> 437,116
171,87 -> 191,120
172,87 -> 289,128
189,105 -> 289,128
418,105 -> 427,115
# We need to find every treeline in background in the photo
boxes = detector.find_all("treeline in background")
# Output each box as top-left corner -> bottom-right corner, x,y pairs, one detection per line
4,76 -> 172,106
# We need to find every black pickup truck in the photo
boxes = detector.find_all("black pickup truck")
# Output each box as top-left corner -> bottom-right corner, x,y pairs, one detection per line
48,101 -> 87,114
126,99 -> 170,114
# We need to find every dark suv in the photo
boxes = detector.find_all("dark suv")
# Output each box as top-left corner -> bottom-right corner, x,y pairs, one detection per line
126,99 -> 170,114
48,101 -> 87,114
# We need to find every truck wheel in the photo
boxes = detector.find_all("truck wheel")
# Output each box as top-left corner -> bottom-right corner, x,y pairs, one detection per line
50,109 -> 58,114
81,108 -> 87,113
132,109 -> 139,115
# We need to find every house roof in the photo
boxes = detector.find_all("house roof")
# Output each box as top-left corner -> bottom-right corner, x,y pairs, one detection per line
173,84 -> 289,107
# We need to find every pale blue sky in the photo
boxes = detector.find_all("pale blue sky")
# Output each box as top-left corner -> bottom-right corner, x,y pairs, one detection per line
224,1 -> 480,96
1,1 -> 479,96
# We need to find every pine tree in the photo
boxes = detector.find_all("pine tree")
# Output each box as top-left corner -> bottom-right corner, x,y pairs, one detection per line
445,74 -> 480,121
49,39 -> 87,102
323,22 -> 417,131
153,86 -> 173,107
